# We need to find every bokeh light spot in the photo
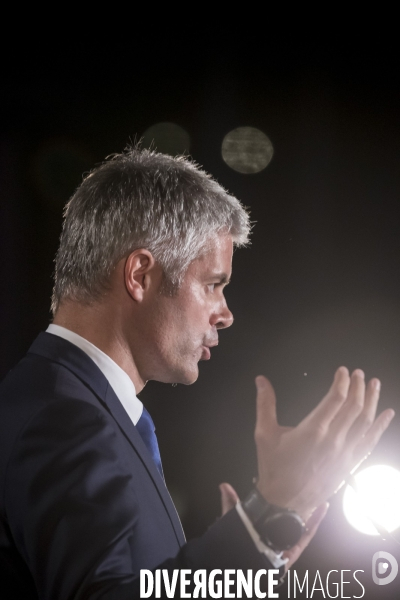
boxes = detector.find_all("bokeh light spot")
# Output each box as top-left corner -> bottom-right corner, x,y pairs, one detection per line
142,122 -> 190,156
343,465 -> 400,535
221,126 -> 274,174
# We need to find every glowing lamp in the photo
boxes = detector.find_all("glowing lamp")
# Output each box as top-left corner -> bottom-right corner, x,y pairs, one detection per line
343,465 -> 400,536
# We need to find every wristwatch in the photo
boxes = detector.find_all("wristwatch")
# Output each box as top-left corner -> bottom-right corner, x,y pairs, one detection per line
241,488 -> 305,552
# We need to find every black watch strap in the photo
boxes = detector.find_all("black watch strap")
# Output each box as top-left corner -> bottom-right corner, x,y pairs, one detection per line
242,488 -> 305,552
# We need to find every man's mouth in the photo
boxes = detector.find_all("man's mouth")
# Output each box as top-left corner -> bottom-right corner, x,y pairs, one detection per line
200,341 -> 218,361
201,346 -> 211,360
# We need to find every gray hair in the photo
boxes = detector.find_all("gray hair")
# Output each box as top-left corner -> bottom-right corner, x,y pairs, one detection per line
51,146 -> 251,315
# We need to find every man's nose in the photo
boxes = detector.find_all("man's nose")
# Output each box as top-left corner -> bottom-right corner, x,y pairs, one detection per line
213,303 -> 234,330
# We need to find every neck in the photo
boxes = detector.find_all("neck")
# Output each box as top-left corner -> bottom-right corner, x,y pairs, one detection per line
53,300 -> 146,393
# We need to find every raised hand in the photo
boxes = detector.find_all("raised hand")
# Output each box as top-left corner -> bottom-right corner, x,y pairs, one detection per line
254,367 -> 394,520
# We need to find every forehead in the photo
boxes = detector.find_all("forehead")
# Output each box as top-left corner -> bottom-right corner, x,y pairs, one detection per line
186,234 -> 233,279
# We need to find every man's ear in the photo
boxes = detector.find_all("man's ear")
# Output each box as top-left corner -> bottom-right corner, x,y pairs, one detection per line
124,249 -> 158,302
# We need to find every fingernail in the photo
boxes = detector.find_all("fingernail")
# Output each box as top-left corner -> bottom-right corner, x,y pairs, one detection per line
373,379 -> 381,391
387,410 -> 395,422
336,366 -> 349,377
353,369 -> 365,379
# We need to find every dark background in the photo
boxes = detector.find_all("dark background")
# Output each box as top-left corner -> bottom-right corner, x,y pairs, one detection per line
2,35 -> 400,597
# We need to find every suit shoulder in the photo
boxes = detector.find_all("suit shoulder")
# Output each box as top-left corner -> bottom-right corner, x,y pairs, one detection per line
0,353 -> 110,481
0,352 -> 102,415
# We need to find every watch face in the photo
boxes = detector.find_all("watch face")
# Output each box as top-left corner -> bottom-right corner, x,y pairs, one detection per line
261,512 -> 304,551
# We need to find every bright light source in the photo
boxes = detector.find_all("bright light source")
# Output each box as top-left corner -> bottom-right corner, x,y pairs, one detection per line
221,126 -> 273,174
142,122 -> 190,156
343,465 -> 400,535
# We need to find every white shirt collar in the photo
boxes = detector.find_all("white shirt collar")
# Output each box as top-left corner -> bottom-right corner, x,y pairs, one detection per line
46,324 -> 143,425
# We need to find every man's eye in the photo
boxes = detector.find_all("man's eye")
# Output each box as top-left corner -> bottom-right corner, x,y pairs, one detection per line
207,284 -> 215,292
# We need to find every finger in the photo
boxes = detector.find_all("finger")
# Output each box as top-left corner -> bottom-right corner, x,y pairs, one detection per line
254,376 -> 278,440
354,408 -> 395,461
327,369 -> 366,440
301,366 -> 350,430
346,378 -> 381,443
283,503 -> 329,570
219,482 -> 239,516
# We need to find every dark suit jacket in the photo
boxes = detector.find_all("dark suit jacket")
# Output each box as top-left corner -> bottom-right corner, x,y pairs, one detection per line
0,333 -> 272,599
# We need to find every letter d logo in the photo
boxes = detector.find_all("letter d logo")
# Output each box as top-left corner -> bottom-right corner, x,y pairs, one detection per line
372,551 -> 398,585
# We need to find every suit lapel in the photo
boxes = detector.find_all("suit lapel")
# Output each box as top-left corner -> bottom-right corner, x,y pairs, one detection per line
29,332 -> 186,547
103,383 -> 185,546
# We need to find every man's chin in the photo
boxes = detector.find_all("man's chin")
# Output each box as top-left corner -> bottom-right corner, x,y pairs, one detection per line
172,365 -> 199,386
177,369 -> 199,386
153,365 -> 199,386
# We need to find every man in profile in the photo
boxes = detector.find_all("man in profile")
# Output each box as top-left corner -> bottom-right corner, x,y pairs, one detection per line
0,147 -> 393,599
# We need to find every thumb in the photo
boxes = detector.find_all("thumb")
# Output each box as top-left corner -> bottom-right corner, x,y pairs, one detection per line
255,376 -> 278,438
219,483 -> 239,516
